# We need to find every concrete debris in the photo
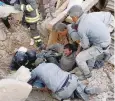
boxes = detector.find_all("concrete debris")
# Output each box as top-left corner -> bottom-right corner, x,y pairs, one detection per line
0,4 -> 20,18
0,0 -> 114,101
0,22 -> 7,41
0,79 -> 32,101
108,55 -> 115,66
0,29 -> 6,41
8,66 -> 31,82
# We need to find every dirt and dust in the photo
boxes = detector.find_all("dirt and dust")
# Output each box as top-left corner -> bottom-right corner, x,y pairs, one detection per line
0,21 -> 35,79
0,15 -> 114,101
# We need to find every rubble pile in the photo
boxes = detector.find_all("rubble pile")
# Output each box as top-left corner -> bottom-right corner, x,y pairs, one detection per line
0,0 -> 114,101
0,21 -> 35,79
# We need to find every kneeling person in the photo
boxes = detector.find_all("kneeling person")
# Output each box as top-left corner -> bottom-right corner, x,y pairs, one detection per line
28,58 -> 101,101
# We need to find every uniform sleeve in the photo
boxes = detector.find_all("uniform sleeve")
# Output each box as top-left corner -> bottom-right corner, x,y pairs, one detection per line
30,69 -> 37,80
20,0 -> 38,12
20,4 -> 34,12
80,33 -> 90,49
28,69 -> 37,85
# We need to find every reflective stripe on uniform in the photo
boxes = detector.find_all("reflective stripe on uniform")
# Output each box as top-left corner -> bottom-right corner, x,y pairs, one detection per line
26,4 -> 34,12
25,9 -> 40,23
21,4 -> 25,11
33,36 -> 40,40
35,39 -> 42,43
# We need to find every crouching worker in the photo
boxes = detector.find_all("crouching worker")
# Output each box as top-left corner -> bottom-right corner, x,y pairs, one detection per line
28,57 -> 101,101
10,47 -> 37,71
67,5 -> 111,80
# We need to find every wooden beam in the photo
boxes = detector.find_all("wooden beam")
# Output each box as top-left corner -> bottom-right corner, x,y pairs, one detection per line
82,0 -> 99,12
47,0 -> 99,30
56,0 -> 61,10
46,11 -> 67,31
55,0 -> 69,16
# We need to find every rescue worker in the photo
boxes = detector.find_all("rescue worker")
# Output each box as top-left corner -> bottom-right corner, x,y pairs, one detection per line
47,22 -> 70,46
51,11 -> 113,79
67,5 -> 111,79
48,9 -> 114,46
10,47 -> 37,70
28,59 -> 101,101
12,0 -> 44,48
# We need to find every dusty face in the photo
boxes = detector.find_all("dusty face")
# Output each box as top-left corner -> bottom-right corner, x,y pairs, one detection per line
64,48 -> 72,56
71,16 -> 78,23
58,29 -> 68,36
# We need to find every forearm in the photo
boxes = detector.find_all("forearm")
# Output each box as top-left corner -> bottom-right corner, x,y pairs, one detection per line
76,44 -> 82,56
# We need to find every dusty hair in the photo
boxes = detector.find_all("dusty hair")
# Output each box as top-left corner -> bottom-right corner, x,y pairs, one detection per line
53,22 -> 67,32
68,5 -> 83,17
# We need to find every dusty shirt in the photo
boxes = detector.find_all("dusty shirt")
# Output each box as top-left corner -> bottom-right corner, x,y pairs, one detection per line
31,63 -> 70,92
69,13 -> 111,49
89,12 -> 114,27
60,52 -> 76,72
47,43 -> 76,72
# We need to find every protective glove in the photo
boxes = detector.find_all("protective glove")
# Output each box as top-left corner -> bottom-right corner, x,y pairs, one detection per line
0,1 -> 5,6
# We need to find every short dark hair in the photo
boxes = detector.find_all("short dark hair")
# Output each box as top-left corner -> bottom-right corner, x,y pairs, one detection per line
64,43 -> 74,52
53,22 -> 67,32
64,42 -> 79,52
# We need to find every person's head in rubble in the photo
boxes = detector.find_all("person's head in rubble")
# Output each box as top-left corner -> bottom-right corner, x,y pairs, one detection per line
64,43 -> 78,56
53,22 -> 68,36
64,43 -> 74,56
68,5 -> 83,23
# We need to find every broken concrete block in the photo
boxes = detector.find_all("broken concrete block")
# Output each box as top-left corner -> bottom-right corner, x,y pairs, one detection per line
0,5 -> 20,18
0,79 -> 32,101
8,66 -> 31,82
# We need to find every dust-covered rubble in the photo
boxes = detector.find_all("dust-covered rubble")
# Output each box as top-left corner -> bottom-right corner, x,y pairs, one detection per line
0,17 -> 114,101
